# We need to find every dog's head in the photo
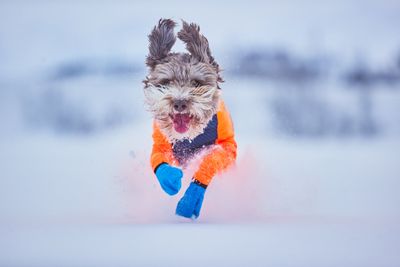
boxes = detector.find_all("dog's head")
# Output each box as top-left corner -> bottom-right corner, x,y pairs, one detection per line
143,19 -> 223,142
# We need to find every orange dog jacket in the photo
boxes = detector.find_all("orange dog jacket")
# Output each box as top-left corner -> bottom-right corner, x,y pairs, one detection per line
151,100 -> 237,185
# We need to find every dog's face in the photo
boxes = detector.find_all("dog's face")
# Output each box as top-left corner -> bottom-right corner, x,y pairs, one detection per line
143,19 -> 223,142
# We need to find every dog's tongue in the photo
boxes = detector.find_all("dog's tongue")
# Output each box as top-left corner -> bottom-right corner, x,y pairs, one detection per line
173,114 -> 191,133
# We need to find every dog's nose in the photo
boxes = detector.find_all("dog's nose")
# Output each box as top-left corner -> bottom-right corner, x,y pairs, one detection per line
173,99 -> 188,112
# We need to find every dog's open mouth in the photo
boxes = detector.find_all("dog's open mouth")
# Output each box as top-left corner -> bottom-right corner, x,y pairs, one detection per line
171,113 -> 191,133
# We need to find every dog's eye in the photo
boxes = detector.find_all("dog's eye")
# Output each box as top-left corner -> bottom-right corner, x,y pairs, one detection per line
191,80 -> 203,87
158,79 -> 171,86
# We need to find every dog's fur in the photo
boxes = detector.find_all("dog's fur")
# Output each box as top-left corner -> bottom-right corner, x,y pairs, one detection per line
143,19 -> 223,142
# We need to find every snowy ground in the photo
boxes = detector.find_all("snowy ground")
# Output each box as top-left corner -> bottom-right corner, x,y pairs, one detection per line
1,125 -> 400,266
1,222 -> 399,267
1,0 -> 400,266
1,95 -> 400,266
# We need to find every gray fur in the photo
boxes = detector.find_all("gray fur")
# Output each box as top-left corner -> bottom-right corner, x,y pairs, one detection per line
178,21 -> 212,63
146,19 -> 177,69
143,19 -> 223,141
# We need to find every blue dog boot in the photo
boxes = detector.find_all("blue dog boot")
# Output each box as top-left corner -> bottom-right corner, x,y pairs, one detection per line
155,163 -> 183,196
176,180 -> 206,219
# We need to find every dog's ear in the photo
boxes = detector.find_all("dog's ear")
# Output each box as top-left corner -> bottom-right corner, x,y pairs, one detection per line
178,20 -> 215,64
178,20 -> 222,83
146,19 -> 177,69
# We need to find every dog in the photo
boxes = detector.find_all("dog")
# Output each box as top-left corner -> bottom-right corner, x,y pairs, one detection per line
143,19 -> 237,219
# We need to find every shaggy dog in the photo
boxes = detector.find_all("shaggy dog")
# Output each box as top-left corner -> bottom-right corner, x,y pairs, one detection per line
143,19 -> 237,219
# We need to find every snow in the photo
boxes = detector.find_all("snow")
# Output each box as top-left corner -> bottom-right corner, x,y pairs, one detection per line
1,223 -> 399,267
1,0 -> 400,266
1,115 -> 399,266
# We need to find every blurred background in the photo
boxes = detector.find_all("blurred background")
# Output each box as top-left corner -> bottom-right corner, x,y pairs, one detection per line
1,0 -> 399,266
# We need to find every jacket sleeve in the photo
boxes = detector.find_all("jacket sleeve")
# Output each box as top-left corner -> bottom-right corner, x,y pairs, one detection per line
193,101 -> 237,185
150,122 -> 175,172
